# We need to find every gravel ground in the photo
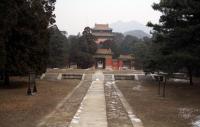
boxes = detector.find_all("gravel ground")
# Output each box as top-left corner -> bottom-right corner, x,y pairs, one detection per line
104,80 -> 133,127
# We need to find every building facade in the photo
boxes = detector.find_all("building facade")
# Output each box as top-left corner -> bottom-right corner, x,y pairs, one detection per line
92,24 -> 134,70
93,49 -> 134,70
91,24 -> 114,44
94,49 -> 113,69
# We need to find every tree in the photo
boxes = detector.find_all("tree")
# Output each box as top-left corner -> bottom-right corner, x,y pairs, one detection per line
68,35 -> 80,66
99,40 -> 120,58
0,0 -> 18,81
132,41 -> 150,69
75,52 -> 95,69
120,35 -> 141,54
81,27 -> 97,54
69,27 -> 97,69
147,0 -> 200,85
0,0 -> 56,86
113,32 -> 125,46
48,25 -> 69,68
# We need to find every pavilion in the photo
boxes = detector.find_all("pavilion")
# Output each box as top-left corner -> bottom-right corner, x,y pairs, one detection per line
91,24 -> 135,70
91,24 -> 114,44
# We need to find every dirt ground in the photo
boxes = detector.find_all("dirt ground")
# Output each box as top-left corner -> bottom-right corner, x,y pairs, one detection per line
0,77 -> 80,127
117,80 -> 200,127
1,70 -> 200,127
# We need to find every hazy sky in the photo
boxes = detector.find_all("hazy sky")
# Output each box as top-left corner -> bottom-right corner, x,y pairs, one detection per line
55,0 -> 161,35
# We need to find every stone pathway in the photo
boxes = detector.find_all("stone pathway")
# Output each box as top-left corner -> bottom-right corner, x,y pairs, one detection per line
37,76 -> 92,127
38,70 -> 143,127
104,74 -> 143,127
69,71 -> 107,127
113,83 -> 144,127
104,80 -> 133,127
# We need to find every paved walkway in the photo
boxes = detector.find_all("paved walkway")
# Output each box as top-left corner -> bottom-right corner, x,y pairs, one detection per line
69,71 -> 107,127
37,70 -> 143,127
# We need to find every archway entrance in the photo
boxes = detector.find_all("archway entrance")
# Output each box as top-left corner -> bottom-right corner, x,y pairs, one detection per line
95,58 -> 105,69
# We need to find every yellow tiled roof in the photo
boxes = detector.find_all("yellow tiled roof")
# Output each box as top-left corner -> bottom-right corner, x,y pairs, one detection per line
93,24 -> 112,30
92,32 -> 114,37
96,48 -> 113,55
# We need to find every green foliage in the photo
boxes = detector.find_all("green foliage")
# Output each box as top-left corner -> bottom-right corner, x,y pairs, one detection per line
147,0 -> 200,85
81,27 -> 97,54
120,35 -> 141,54
101,32 -> 152,68
69,27 -> 97,69
0,0 -> 17,70
113,33 -> 125,46
48,25 -> 69,68
132,41 -> 150,69
75,52 -> 95,69
99,40 -> 120,58
0,0 -> 56,77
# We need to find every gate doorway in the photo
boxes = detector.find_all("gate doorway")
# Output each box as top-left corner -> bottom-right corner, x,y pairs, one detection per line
95,58 -> 105,69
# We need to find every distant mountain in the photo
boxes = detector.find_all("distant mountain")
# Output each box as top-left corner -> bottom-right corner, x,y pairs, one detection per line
110,20 -> 151,34
124,30 -> 150,39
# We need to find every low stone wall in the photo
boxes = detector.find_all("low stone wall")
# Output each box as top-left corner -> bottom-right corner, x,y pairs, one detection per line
114,74 -> 135,80
42,73 -> 135,81
42,73 -> 59,80
62,74 -> 83,80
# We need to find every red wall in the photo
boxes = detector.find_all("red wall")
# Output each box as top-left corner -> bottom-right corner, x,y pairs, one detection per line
106,58 -> 112,67
112,61 -> 119,70
112,60 -> 124,70
118,60 -> 123,68
105,58 -> 124,70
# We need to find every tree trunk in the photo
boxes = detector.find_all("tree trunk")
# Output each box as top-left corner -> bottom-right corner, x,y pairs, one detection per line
4,70 -> 10,87
163,76 -> 167,97
68,61 -> 71,68
189,72 -> 193,86
188,67 -> 193,86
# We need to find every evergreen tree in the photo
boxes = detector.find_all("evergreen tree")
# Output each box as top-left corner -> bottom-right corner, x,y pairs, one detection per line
69,27 -> 97,69
99,40 -> 120,59
0,0 -> 56,86
48,25 -> 69,68
120,35 -> 141,54
147,0 -> 200,85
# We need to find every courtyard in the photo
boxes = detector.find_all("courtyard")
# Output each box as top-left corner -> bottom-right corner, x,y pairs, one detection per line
2,0 -> 200,127
0,69 -> 200,127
